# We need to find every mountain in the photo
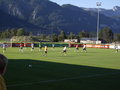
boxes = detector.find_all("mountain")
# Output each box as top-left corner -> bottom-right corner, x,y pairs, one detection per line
0,9 -> 40,31
101,6 -> 120,20
83,6 -> 120,33
61,4 -> 120,33
0,0 -> 120,34
0,0 -> 62,33
83,6 -> 120,21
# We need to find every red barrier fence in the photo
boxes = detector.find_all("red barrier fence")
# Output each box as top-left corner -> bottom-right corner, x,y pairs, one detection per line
12,43 -> 32,47
70,44 -> 110,49
1,43 -> 110,49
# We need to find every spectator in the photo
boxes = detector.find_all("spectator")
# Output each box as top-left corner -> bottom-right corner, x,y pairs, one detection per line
0,54 -> 8,90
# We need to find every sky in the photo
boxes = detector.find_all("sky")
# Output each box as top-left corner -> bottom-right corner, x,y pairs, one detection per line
50,0 -> 120,9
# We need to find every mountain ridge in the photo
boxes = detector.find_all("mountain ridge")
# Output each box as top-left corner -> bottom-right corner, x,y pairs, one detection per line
0,0 -> 120,33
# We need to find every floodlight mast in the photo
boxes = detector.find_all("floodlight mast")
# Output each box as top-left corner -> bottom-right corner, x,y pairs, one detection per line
96,2 -> 102,42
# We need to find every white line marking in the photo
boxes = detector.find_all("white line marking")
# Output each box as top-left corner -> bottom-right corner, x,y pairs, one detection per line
7,72 -> 120,87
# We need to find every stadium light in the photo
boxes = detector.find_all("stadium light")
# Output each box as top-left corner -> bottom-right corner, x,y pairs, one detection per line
96,2 -> 102,42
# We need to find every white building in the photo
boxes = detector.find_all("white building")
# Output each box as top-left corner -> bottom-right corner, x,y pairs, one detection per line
80,38 -> 101,44
64,39 -> 78,43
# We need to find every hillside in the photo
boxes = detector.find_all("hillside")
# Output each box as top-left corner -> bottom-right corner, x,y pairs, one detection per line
0,0 -> 120,33
0,9 -> 39,31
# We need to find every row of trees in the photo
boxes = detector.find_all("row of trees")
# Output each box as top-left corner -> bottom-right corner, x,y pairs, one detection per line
0,27 -> 120,43
99,27 -> 120,43
57,27 -> 120,43
0,28 -> 31,38
0,28 -> 94,42
35,30 -> 94,42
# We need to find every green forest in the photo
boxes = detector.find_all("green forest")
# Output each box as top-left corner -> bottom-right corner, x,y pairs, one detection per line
0,27 -> 120,43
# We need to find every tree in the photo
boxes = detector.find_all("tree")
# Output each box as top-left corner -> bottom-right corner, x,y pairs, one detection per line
79,30 -> 89,38
99,27 -> 114,43
1,32 -> 6,38
0,29 -> 11,38
10,29 -> 17,36
5,29 -> 10,38
114,34 -> 120,42
16,28 -> 25,36
58,30 -> 66,41
52,33 -> 58,42
68,32 -> 75,39
29,32 -> 33,36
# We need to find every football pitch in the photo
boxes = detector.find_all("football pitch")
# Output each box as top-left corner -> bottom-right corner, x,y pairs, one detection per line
1,47 -> 120,90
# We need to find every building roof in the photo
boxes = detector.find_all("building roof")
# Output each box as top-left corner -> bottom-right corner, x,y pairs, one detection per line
81,38 -> 97,41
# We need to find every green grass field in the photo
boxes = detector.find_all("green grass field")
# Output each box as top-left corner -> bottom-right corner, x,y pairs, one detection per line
1,47 -> 120,90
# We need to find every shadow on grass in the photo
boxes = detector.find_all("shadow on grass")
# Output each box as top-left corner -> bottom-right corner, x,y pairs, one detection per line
5,59 -> 120,90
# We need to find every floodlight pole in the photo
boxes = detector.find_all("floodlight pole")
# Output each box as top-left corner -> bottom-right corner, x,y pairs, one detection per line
96,2 -> 101,42
11,39 -> 12,48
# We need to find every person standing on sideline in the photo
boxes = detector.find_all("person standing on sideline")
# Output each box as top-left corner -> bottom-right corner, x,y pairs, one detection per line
52,44 -> 55,48
0,54 -> 8,90
24,43 -> 27,49
2,43 -> 7,53
39,42 -> 42,51
82,44 -> 87,52
63,46 -> 67,56
68,43 -> 71,49
75,44 -> 79,52
19,43 -> 23,52
43,46 -> 48,56
31,43 -> 34,51
114,44 -> 119,53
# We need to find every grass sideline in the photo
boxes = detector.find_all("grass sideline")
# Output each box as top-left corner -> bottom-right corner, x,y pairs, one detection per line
1,47 -> 120,90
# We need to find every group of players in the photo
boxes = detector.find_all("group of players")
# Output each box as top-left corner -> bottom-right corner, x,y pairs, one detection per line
2,42 -> 120,56
19,43 -> 35,52
19,43 -> 87,56
1,42 -> 87,56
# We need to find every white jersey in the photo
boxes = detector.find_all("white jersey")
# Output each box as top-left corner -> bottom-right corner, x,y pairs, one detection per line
3,44 -> 6,48
52,44 -> 55,47
63,47 -> 67,51
83,44 -> 86,48
31,43 -> 34,48
114,45 -> 118,49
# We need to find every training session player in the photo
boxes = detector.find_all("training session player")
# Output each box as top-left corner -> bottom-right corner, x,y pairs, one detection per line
82,44 -> 87,52
31,43 -> 34,51
75,44 -> 79,52
43,46 -> 48,56
19,43 -> 23,52
63,46 -> 67,56
2,43 -> 6,53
